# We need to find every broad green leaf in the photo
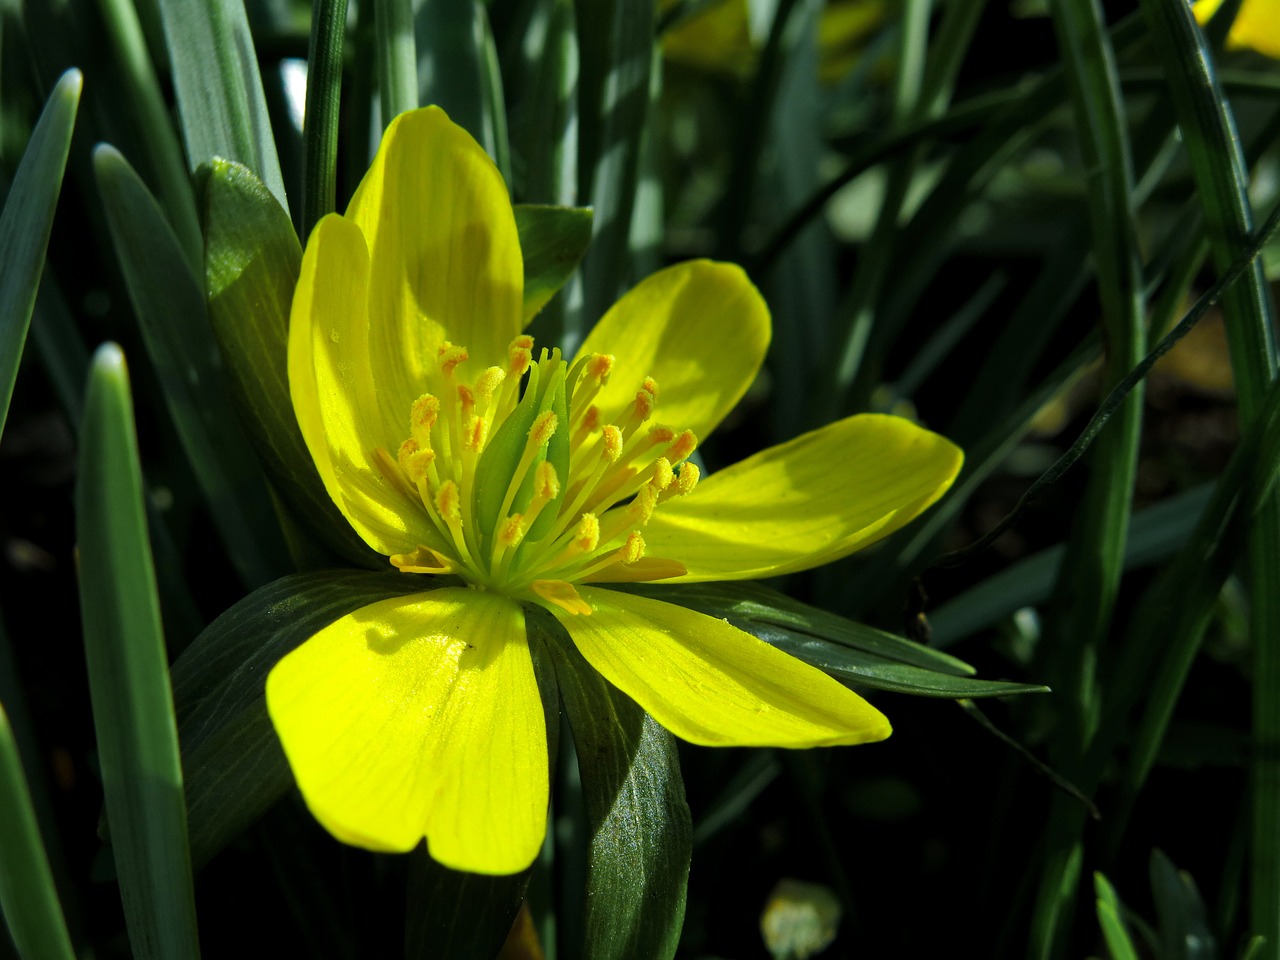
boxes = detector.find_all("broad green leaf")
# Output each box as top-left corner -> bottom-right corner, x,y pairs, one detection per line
515,203 -> 594,324
156,0 -> 288,209
95,145 -> 287,587
202,158 -> 379,570
622,582 -> 1044,698
171,570 -> 427,865
0,703 -> 75,960
0,69 -> 80,441
76,344 -> 199,959
537,609 -> 691,960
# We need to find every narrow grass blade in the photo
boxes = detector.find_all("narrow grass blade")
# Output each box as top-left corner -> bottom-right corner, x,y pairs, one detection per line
578,0 -> 656,335
515,203 -> 594,324
95,145 -> 288,587
376,0 -> 417,124
98,0 -> 203,270
521,0 -> 578,207
1094,874 -> 1139,960
0,703 -> 75,960
76,343 -> 200,959
540,608 -> 691,960
1137,0 -> 1280,942
156,0 -> 288,210
0,69 -> 80,440
300,0 -> 350,242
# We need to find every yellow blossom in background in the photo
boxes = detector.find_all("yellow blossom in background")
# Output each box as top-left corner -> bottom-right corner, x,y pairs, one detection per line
266,106 -> 962,875
660,0 -> 888,83
1193,0 -> 1280,58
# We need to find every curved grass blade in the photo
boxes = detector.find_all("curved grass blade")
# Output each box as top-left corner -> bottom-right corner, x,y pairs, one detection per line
538,608 -> 691,960
156,0 -> 288,210
76,344 -> 200,959
0,68 -> 80,440
95,145 -> 288,587
515,203 -> 594,324
0,703 -> 75,960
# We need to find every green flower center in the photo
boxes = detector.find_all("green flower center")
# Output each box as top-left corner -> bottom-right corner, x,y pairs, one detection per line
375,335 -> 697,613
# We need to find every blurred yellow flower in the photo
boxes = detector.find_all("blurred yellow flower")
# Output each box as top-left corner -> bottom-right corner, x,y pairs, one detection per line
266,106 -> 962,875
1194,0 -> 1280,58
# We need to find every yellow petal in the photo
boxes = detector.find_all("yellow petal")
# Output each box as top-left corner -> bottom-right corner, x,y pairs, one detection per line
265,588 -> 548,874
643,414 -> 963,581
558,587 -> 890,746
574,260 -> 770,443
290,213 -> 426,556
1194,0 -> 1280,58
346,106 -> 523,382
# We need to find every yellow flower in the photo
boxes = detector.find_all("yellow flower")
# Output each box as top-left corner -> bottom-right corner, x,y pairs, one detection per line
266,106 -> 963,875
1194,0 -> 1280,58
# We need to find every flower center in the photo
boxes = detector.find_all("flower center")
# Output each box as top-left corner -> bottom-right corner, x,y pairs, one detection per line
375,335 -> 697,615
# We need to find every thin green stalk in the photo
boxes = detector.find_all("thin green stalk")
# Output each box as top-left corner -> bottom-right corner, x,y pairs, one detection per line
301,0 -> 349,241
375,0 -> 417,125
98,0 -> 203,270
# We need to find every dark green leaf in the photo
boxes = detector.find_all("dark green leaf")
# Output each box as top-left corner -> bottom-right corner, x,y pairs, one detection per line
515,204 -> 594,324
0,69 -> 80,440
77,344 -> 200,959
536,609 -> 691,960
95,145 -> 288,587
172,570 -> 428,865
203,158 -> 380,570
1149,850 -> 1216,960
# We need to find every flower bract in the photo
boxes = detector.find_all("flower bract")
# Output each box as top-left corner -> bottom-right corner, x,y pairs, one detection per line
267,105 -> 964,875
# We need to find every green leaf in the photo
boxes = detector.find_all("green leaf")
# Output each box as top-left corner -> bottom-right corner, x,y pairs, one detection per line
622,582 -> 1045,698
171,570 -> 428,865
0,68 -> 80,441
301,0 -> 351,242
203,158 -> 380,570
0,703 -> 75,960
375,0 -> 418,124
95,145 -> 288,587
1149,850 -> 1216,960
515,203 -> 594,324
1093,872 -> 1139,960
156,0 -> 288,210
537,608 -> 691,960
76,343 -> 200,959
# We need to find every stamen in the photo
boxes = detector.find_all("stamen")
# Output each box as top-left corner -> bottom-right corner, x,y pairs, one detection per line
651,457 -> 674,491
390,545 -> 455,574
438,342 -> 469,376
664,429 -> 698,464
410,395 -> 439,448
531,580 -> 592,616
475,367 -> 505,405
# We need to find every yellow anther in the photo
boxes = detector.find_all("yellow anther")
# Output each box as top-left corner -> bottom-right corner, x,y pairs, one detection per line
529,409 -> 559,447
676,461 -> 699,495
601,425 -> 623,462
498,513 -> 526,547
465,415 -> 487,453
410,395 -> 439,446
475,367 -> 505,405
651,457 -> 674,491
641,376 -> 659,400
390,546 -> 454,574
438,342 -> 469,376
631,388 -> 655,423
665,429 -> 698,463
622,531 -> 646,564
405,448 -> 436,483
627,483 -> 659,527
647,424 -> 676,446
533,460 -> 561,502
457,384 -> 476,418
508,335 -> 534,376
574,514 -> 600,553
436,480 -> 462,526
397,438 -> 419,472
588,354 -> 615,380
531,580 -> 592,616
